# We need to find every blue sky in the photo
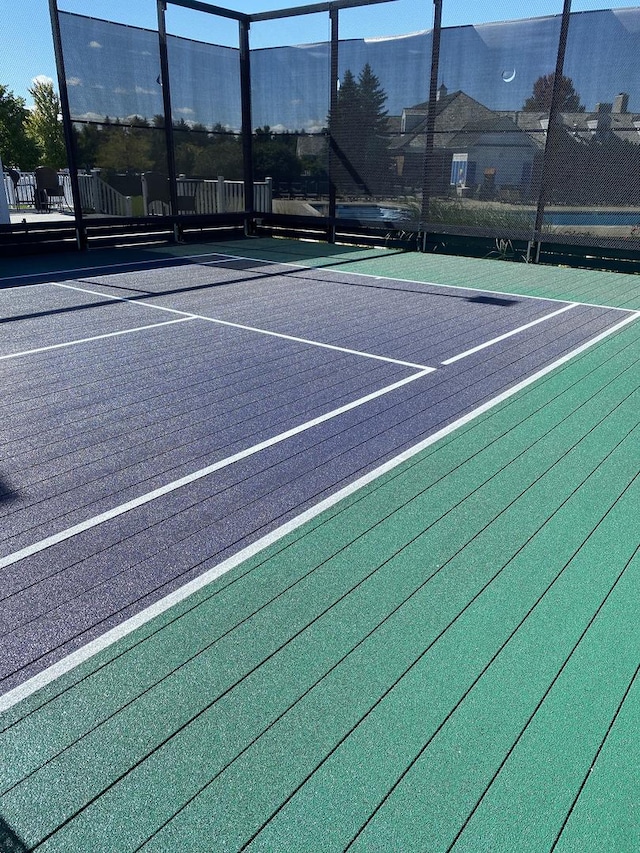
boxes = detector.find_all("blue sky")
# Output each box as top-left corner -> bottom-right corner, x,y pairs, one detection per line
2,0 -> 638,106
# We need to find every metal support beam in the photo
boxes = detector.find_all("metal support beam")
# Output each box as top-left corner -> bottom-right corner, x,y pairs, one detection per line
167,0 -> 248,23
534,0 -> 573,239
249,0 -> 395,23
328,6 -> 339,242
239,19 -> 254,231
157,0 -> 180,237
49,0 -> 87,249
420,0 -> 442,229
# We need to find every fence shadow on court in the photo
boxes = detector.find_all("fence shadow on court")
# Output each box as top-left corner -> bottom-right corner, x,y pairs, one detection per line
0,816 -> 30,852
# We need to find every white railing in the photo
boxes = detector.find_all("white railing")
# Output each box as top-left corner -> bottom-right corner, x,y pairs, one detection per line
143,174 -> 272,216
4,172 -> 36,208
77,170 -> 133,217
4,170 -> 272,217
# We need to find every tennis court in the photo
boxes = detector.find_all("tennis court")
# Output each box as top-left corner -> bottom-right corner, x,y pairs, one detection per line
1,238 -> 639,851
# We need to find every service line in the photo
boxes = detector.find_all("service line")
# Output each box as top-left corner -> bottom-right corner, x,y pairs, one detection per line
0,366 -> 434,574
1,309 -> 638,713
0,316 -> 195,361
52,281 -> 431,371
441,302 -> 579,365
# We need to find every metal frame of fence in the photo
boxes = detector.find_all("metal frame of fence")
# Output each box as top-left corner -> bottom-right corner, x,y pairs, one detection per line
1,0 -> 636,265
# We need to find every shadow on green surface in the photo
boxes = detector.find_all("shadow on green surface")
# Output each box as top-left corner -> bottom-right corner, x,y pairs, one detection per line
0,817 -> 29,853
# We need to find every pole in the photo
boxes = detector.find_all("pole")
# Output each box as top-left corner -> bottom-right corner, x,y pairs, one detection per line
534,0 -> 573,240
157,0 -> 180,237
420,0 -> 442,231
48,0 -> 87,249
239,19 -> 254,232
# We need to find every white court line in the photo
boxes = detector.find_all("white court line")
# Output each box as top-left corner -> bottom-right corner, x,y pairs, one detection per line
214,251 -> 636,314
2,248 -> 634,314
0,252 -> 230,286
1,308 -> 637,714
0,367 -> 434,574
52,280 -> 431,370
0,316 -> 195,361
441,302 -> 579,365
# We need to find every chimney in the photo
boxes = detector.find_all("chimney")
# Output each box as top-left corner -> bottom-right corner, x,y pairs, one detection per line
437,83 -> 448,102
613,93 -> 629,114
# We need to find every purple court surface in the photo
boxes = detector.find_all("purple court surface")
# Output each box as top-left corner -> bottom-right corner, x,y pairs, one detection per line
1,238 -> 638,852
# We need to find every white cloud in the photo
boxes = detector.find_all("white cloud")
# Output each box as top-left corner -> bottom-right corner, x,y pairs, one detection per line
32,74 -> 54,87
89,40 -> 102,48
134,86 -> 157,95
66,77 -> 82,87
176,107 -> 195,115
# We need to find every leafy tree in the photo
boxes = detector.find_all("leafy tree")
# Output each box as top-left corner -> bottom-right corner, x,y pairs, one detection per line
0,84 -> 40,169
523,73 -> 585,113
93,119 -> 153,172
73,122 -> 102,170
26,80 -> 67,168
252,126 -> 301,183
329,64 -> 391,195
192,131 -> 242,180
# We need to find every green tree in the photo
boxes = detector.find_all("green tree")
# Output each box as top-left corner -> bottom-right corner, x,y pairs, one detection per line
0,84 -> 40,169
26,80 -> 67,167
328,64 -> 391,196
252,126 -> 301,183
73,122 -> 102,170
94,119 -> 153,172
192,129 -> 242,180
523,73 -> 585,113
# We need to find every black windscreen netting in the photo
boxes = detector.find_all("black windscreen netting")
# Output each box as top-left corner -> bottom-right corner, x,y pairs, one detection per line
418,11 -> 562,239
59,12 -> 169,216
251,30 -> 330,210
166,33 -> 243,214
333,31 -> 432,226
58,11 -> 244,216
541,7 -> 640,246
56,4 -> 640,247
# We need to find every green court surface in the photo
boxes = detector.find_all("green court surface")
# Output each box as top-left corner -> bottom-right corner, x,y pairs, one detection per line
1,239 -> 639,852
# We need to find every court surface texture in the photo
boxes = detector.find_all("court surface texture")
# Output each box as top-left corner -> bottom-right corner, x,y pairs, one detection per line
1,238 -> 639,852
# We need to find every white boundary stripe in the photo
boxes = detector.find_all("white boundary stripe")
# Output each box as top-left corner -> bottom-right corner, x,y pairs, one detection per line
0,367 -> 433,574
52,281 -> 432,370
1,308 -> 637,713
0,252 -> 230,286
441,302 -> 579,365
2,247 -> 635,314
0,316 -> 195,361
214,251 -> 636,314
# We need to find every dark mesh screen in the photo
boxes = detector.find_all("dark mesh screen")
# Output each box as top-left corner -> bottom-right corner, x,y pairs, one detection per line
418,13 -> 562,239
541,7 -> 640,246
333,32 -> 431,227
250,33 -> 329,219
59,13 -> 164,123
55,4 -> 640,247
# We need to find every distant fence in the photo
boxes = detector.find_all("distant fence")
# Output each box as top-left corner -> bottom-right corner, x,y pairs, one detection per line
4,170 -> 272,218
141,174 -> 273,216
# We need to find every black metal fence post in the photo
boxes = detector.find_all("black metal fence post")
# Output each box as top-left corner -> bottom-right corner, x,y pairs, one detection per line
419,0 -> 442,246
239,19 -> 255,234
157,0 -> 181,239
328,6 -> 339,243
48,0 -> 87,250
533,0 -> 573,257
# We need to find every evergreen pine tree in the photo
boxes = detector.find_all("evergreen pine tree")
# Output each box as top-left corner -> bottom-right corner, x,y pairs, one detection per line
329,65 -> 391,196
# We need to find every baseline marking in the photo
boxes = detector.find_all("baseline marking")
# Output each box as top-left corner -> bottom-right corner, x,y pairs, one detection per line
1,308 -> 637,713
0,367 -> 434,573
213,251 -> 636,314
52,281 -> 431,371
0,316 -> 195,361
441,302 -> 579,365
